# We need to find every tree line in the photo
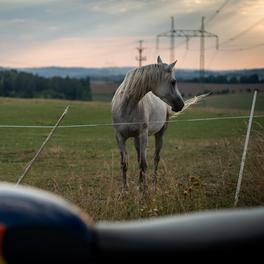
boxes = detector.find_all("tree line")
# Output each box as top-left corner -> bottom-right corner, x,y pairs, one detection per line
0,70 -> 92,100
183,73 -> 263,84
101,73 -> 263,85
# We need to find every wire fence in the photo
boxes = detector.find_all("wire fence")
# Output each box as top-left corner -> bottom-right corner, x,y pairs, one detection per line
0,115 -> 264,129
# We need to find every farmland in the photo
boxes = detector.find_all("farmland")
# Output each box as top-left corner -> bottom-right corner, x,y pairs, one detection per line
91,81 -> 264,101
0,92 -> 264,221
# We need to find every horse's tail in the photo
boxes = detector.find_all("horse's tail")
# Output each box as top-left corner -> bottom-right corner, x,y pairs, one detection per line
168,93 -> 211,120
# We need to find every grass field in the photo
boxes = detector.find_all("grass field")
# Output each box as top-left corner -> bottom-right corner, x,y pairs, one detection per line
0,92 -> 264,221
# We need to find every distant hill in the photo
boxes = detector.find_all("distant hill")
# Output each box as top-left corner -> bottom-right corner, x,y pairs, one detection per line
17,67 -> 133,79
1,66 -> 264,81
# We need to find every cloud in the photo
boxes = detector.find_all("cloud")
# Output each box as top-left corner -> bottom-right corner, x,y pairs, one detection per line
0,0 -> 263,69
0,0 -> 57,5
87,0 -> 145,14
238,0 -> 264,15
2,36 -> 146,67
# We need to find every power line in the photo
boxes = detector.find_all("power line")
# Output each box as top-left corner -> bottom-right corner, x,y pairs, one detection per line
179,48 -> 189,66
207,49 -> 218,69
220,42 -> 264,51
156,17 -> 176,63
192,16 -> 264,52
220,16 -> 264,46
205,42 -> 264,68
205,0 -> 231,26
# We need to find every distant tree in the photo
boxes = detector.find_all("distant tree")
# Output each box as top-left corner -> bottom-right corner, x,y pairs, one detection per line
0,69 -> 92,101
240,74 -> 259,83
229,76 -> 239,83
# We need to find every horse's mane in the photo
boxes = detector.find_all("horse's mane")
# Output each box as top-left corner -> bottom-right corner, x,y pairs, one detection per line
118,64 -> 171,106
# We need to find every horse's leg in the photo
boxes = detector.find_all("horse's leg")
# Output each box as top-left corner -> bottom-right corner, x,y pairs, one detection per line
116,133 -> 128,191
134,137 -> 140,164
135,131 -> 148,192
153,126 -> 166,189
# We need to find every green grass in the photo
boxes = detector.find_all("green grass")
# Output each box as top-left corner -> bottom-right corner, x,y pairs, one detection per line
0,93 -> 263,221
197,92 -> 264,111
92,93 -> 114,102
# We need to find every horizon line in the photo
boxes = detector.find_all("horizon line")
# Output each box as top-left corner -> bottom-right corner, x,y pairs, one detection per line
1,65 -> 264,72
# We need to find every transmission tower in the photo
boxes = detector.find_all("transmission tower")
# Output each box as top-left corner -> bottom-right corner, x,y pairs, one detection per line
156,17 -> 219,80
136,40 -> 147,67
200,16 -> 205,80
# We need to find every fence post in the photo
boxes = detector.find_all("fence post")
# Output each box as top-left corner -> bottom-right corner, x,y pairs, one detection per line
16,106 -> 70,185
234,91 -> 257,207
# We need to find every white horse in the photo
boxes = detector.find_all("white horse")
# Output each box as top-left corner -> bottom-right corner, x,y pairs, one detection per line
112,56 -> 184,191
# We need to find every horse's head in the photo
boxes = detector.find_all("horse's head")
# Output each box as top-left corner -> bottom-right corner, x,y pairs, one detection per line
152,56 -> 184,112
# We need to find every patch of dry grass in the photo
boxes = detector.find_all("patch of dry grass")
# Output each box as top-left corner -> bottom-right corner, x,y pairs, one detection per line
18,134 -> 262,222
0,97 -> 263,221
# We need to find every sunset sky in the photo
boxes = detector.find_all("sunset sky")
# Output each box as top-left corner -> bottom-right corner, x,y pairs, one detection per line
0,0 -> 263,70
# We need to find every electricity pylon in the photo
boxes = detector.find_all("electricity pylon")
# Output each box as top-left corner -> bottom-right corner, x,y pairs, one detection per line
156,16 -> 219,79
136,40 -> 147,67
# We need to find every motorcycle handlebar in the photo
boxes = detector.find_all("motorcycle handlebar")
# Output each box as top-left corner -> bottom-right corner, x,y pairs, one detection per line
96,208 -> 264,260
0,184 -> 263,263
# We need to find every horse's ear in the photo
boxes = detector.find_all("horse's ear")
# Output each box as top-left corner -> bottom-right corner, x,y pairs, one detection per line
157,56 -> 163,64
165,60 -> 177,72
169,60 -> 177,70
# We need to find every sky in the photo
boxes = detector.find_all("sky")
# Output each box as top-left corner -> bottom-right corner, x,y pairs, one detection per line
0,0 -> 263,70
